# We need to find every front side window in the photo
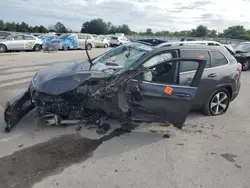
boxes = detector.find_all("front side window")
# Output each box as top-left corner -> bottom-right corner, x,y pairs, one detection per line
210,51 -> 228,67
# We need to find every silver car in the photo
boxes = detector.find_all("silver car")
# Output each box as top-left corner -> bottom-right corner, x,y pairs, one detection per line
0,34 -> 43,53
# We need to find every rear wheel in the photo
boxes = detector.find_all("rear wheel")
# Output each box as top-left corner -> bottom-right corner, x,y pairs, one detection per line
242,59 -> 250,71
104,44 -> 108,48
86,43 -> 92,50
33,44 -> 41,51
203,88 -> 230,116
0,44 -> 7,53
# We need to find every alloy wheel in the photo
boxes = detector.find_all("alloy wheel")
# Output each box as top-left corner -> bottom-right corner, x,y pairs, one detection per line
243,60 -> 250,71
210,91 -> 229,115
0,46 -> 6,53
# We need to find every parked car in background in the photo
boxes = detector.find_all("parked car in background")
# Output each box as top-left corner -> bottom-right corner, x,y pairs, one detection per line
109,36 -> 130,47
39,35 -> 57,49
233,42 -> 250,71
95,35 -> 111,48
48,33 -> 95,50
0,34 -> 42,53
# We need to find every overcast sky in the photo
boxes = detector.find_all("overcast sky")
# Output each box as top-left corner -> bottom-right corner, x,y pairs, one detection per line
1,0 -> 250,32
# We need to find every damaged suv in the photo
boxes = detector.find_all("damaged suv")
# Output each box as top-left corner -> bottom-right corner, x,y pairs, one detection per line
4,42 -> 240,132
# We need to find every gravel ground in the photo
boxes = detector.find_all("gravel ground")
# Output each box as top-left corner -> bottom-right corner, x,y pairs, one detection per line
0,49 -> 249,188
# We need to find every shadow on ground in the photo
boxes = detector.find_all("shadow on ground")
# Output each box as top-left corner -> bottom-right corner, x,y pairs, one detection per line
0,124 -> 144,188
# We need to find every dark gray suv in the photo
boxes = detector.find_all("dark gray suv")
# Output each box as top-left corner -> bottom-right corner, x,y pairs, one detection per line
155,45 -> 242,116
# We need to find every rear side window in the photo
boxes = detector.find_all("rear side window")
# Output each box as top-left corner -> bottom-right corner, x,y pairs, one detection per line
210,51 -> 228,67
180,50 -> 210,72
24,35 -> 35,40
78,35 -> 86,39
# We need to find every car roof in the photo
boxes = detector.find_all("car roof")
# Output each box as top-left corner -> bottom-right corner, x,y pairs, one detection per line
157,40 -> 222,48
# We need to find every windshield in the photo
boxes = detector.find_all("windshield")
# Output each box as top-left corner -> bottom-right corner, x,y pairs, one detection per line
234,43 -> 250,52
58,34 -> 70,39
91,43 -> 152,75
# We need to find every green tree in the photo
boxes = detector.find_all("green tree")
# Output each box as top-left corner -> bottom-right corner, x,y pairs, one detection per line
0,20 -> 5,30
195,25 -> 209,37
208,29 -> 217,38
116,24 -> 131,34
146,28 -> 153,35
38,25 -> 48,33
4,22 -> 16,31
81,18 -> 108,34
54,22 -> 68,33
223,25 -> 246,39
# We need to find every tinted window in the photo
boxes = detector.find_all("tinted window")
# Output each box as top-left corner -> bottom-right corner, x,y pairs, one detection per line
180,50 -> 210,72
24,35 -> 35,40
13,35 -> 24,40
78,34 -> 86,39
210,51 -> 228,67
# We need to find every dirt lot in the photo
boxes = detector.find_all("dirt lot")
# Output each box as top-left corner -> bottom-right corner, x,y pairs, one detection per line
0,50 -> 249,188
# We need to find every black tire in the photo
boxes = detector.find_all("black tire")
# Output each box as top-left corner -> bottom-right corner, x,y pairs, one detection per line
242,59 -> 250,71
62,46 -> 68,51
0,44 -> 7,53
104,44 -> 108,48
86,43 -> 92,50
203,88 -> 230,116
33,44 -> 41,52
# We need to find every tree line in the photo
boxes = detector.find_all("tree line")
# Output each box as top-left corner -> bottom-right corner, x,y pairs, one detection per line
1,18 -> 250,40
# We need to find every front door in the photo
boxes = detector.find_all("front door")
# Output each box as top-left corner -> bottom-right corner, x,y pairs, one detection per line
128,57 -> 206,128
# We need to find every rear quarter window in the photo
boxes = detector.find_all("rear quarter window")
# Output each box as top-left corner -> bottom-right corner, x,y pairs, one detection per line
180,50 -> 211,72
210,51 -> 228,67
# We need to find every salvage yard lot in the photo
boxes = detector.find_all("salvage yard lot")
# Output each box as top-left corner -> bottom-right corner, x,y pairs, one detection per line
0,49 -> 250,188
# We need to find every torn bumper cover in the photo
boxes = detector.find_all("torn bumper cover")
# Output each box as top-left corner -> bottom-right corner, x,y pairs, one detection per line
4,89 -> 35,132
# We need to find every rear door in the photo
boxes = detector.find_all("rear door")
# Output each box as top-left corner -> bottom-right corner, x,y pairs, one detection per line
179,49 -> 216,107
128,54 -> 206,128
24,35 -> 36,50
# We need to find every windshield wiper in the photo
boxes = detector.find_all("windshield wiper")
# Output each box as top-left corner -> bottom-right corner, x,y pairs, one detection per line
85,39 -> 93,70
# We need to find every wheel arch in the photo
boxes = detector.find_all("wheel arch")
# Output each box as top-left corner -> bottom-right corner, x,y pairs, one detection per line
215,83 -> 233,100
0,43 -> 8,50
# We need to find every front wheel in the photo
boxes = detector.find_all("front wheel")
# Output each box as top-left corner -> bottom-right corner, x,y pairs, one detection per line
0,44 -> 7,53
242,60 -> 250,71
203,88 -> 230,116
33,44 -> 41,52
104,44 -> 108,48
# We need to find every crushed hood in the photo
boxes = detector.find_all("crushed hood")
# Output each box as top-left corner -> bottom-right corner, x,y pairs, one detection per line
31,60 -> 122,95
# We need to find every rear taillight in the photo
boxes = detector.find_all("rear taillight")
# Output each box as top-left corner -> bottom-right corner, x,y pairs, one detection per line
237,63 -> 242,72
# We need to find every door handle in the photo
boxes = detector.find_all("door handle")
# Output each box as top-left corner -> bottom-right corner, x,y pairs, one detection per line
175,92 -> 191,98
207,73 -> 217,78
